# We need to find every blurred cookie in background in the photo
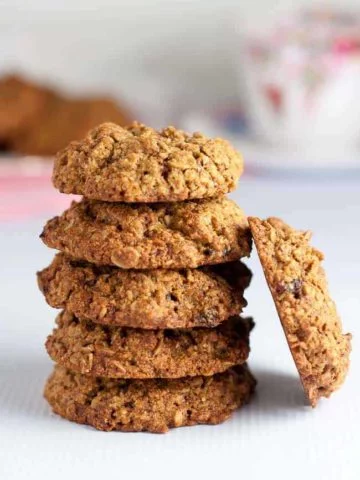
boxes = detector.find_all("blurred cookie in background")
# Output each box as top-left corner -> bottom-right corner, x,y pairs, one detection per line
0,73 -> 132,156
0,75 -> 54,150
13,96 -> 132,156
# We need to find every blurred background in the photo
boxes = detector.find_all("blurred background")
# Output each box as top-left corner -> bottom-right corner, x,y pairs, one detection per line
1,0 -> 360,221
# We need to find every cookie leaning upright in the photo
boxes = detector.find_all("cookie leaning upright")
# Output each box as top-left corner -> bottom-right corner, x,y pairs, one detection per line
39,121 -> 255,433
249,217 -> 351,407
52,122 -> 243,202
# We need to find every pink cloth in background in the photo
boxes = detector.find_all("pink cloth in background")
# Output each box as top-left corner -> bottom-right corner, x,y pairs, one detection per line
0,157 -> 77,222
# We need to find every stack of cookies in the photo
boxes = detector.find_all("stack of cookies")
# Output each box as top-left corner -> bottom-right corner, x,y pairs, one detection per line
37,122 -> 256,433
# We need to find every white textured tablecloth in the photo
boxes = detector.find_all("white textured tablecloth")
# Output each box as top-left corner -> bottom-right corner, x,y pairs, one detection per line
1,177 -> 359,480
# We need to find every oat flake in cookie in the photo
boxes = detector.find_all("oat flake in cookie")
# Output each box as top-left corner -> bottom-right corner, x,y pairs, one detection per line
249,217 -> 352,407
40,197 -> 252,269
52,122 -> 243,202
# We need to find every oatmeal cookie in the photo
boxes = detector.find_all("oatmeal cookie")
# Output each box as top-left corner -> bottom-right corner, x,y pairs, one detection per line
40,198 -> 252,269
44,364 -> 256,433
45,311 -> 252,378
52,122 -> 243,202
249,217 -> 351,406
37,253 -> 251,328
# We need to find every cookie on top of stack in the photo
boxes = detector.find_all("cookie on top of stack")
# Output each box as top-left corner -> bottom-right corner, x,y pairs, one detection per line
37,122 -> 256,433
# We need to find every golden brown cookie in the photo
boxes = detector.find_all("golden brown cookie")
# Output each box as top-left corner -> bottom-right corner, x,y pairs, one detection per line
52,122 -> 243,202
37,253 -> 251,329
40,198 -> 252,269
44,364 -> 256,433
45,311 -> 253,378
13,97 -> 131,156
249,217 -> 351,407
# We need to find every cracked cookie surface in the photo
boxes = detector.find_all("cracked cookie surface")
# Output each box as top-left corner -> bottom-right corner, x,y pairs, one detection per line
249,217 -> 351,407
44,364 -> 256,433
52,122 -> 243,202
40,198 -> 251,269
38,253 -> 251,328
46,311 -> 252,378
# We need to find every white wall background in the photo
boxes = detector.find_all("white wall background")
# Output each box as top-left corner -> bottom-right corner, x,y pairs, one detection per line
0,0 -> 358,123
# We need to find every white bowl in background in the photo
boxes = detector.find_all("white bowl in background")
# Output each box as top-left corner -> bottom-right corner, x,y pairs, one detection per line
236,8 -> 360,165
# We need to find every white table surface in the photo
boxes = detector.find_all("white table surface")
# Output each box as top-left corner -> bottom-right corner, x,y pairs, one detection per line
1,176 -> 359,480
